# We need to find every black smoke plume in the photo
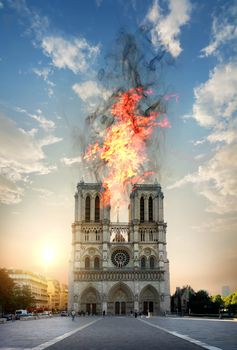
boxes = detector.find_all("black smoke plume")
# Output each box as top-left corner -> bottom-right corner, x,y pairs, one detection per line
80,28 -> 170,185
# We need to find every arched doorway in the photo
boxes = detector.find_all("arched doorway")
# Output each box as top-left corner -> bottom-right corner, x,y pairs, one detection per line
139,285 -> 160,315
80,287 -> 101,315
108,283 -> 134,315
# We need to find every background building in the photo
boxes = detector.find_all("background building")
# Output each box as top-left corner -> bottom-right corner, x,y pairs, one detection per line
47,278 -> 60,311
171,286 -> 195,315
8,269 -> 48,309
68,181 -> 170,315
59,283 -> 68,311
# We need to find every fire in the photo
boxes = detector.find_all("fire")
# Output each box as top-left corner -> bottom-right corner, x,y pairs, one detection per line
84,87 -> 170,206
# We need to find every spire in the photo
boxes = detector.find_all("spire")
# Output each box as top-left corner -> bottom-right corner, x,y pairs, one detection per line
116,203 -> 120,223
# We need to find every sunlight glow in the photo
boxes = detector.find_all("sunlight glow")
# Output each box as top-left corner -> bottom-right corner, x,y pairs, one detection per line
42,247 -> 55,264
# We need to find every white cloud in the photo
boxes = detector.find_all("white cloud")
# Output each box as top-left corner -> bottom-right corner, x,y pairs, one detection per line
191,139 -> 205,146
0,1 -> 4,9
194,153 -> 205,161
0,176 -> 24,205
61,156 -> 82,166
33,67 -> 55,97
0,113 -> 58,204
41,36 -> 100,74
168,144 -> 237,214
72,80 -> 110,103
145,0 -> 192,57
15,106 -> 27,114
193,62 -> 237,127
8,0 -> 49,40
207,128 -> 237,145
39,135 -> 63,147
170,60 -> 237,215
30,113 -> 55,130
201,4 -> 237,58
17,107 -> 56,130
33,67 -> 51,80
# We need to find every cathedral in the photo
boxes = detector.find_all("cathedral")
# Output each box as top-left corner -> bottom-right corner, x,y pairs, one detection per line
68,180 -> 170,315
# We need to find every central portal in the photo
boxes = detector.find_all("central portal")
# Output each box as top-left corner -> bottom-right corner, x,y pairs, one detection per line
115,301 -> 126,315
108,282 -> 134,316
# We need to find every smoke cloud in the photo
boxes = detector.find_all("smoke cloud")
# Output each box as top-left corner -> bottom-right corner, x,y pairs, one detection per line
78,28 -> 172,203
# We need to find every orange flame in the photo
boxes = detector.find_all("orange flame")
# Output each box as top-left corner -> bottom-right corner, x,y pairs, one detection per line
84,87 -> 170,206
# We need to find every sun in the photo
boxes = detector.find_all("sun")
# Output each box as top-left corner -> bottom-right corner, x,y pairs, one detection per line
42,247 -> 55,264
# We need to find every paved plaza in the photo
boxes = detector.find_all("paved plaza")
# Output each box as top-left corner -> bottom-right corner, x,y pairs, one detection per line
0,316 -> 236,350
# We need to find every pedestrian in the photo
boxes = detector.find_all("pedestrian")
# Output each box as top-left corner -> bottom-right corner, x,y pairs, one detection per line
103,310 -> 105,317
71,310 -> 76,321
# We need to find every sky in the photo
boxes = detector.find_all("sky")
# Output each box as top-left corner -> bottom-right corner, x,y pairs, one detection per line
0,0 -> 236,295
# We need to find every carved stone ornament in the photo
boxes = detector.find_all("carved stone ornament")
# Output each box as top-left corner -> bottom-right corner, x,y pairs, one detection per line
144,248 -> 151,256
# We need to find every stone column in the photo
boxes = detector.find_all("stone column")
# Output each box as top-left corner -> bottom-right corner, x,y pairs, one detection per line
68,259 -> 74,311
103,205 -> 110,221
102,221 -> 109,269
78,192 -> 82,221
74,193 -> 78,222
134,282 -> 139,312
130,200 -> 133,222
161,195 -> 164,221
73,302 -> 79,313
144,196 -> 148,222
81,196 -> 85,221
90,195 -> 95,222
134,300 -> 139,312
154,196 -> 158,222
134,194 -> 139,220
102,301 -> 107,314
158,195 -> 164,221
133,223 -> 139,269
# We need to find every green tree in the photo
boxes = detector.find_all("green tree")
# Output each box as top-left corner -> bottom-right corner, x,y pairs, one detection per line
0,268 -> 15,314
188,290 -> 212,314
224,291 -> 237,314
13,285 -> 36,310
210,294 -> 224,314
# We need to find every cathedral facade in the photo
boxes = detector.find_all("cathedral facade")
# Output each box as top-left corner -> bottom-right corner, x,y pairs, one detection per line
68,181 -> 170,315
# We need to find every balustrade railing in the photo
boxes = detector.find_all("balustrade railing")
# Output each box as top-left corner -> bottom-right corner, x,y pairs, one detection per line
74,269 -> 165,282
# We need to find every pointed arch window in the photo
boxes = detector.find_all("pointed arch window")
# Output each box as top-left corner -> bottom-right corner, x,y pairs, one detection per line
95,195 -> 100,222
85,196 -> 90,222
141,256 -> 146,269
149,230 -> 153,241
95,230 -> 100,241
85,231 -> 89,241
149,196 -> 153,222
85,257 -> 90,269
94,257 -> 100,269
140,196 -> 144,223
150,256 -> 155,269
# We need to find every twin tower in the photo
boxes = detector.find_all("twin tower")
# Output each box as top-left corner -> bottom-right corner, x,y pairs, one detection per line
68,180 -> 170,315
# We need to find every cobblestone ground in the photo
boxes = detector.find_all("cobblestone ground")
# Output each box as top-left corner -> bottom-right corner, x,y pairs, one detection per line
0,316 -> 236,350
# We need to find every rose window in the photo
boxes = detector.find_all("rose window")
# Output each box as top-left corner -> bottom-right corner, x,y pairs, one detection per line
111,250 -> 130,268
